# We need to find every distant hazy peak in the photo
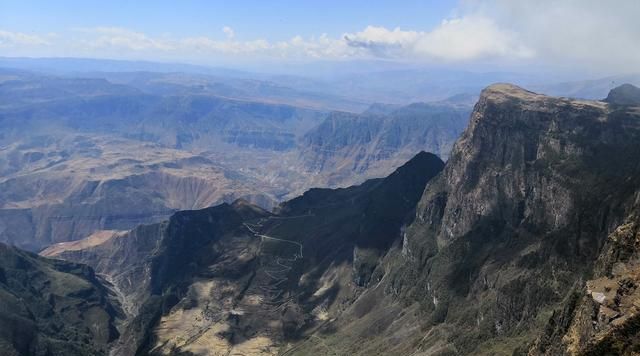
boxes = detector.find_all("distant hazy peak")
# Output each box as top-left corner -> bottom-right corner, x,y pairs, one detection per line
361,102 -> 402,116
605,83 -> 640,106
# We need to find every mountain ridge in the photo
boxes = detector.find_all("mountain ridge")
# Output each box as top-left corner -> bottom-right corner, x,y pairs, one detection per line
45,150 -> 445,355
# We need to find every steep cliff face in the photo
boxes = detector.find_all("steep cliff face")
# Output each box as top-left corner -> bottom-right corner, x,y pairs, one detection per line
282,84 -> 640,355
530,87 -> 640,355
392,84 -> 640,354
0,243 -> 121,356
297,102 -> 470,187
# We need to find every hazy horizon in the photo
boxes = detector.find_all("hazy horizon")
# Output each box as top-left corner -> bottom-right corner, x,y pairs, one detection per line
2,1 -> 639,78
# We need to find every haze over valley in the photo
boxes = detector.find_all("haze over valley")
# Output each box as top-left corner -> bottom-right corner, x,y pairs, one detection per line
0,63 -> 481,250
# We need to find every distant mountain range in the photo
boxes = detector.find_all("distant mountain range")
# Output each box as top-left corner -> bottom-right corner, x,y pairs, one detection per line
532,73 -> 640,100
0,68 -> 473,250
5,56 -> 637,104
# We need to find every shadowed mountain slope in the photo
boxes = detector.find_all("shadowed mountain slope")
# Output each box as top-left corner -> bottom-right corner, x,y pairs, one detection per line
0,243 -> 121,356
46,152 -> 444,355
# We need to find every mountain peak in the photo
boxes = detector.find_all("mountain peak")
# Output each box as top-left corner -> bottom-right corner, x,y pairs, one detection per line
479,83 -> 544,103
604,83 -> 640,106
474,83 -> 607,118
230,198 -> 271,219
393,151 -> 443,177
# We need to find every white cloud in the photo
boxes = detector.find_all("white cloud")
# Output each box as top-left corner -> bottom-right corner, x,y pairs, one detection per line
345,26 -> 420,48
442,0 -> 640,73
180,36 -> 270,54
64,27 -> 357,60
0,30 -> 50,47
78,27 -> 174,51
1,19 -> 529,63
486,0 -> 640,72
413,16 -> 533,61
222,26 -> 235,40
276,34 -> 358,59
343,18 -> 533,61
1,1 -> 638,74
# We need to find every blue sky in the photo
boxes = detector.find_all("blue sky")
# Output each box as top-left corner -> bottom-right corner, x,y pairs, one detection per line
1,1 -> 457,41
0,1 -> 638,75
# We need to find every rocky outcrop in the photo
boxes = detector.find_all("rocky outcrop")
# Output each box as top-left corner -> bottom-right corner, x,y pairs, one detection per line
543,213 -> 640,355
604,83 -> 640,106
